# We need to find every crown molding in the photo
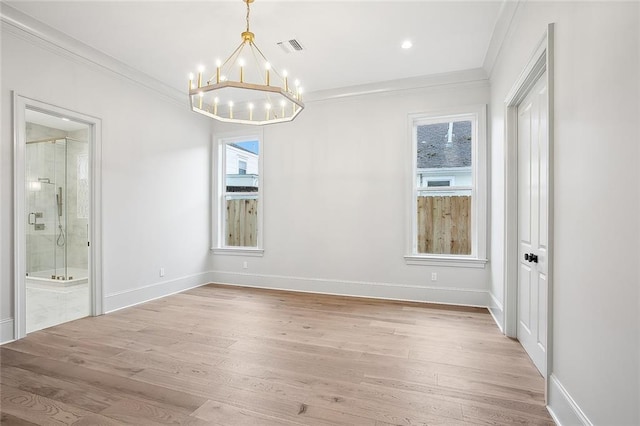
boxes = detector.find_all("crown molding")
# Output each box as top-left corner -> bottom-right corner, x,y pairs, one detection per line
306,68 -> 489,103
0,4 -> 186,107
482,0 -> 523,79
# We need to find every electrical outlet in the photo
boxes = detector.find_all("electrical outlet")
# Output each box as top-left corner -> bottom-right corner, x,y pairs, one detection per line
431,272 -> 437,281
243,261 -> 248,269
160,267 -> 165,277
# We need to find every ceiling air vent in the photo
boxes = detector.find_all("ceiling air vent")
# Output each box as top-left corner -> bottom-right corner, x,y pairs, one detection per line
277,39 -> 304,54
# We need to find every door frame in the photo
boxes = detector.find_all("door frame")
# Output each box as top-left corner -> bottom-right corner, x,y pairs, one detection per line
503,24 -> 555,393
13,93 -> 104,339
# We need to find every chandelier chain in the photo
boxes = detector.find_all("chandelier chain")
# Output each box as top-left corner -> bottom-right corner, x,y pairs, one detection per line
246,0 -> 251,33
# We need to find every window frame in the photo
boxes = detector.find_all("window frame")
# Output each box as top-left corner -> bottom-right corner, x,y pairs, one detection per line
212,131 -> 264,256
405,105 -> 487,268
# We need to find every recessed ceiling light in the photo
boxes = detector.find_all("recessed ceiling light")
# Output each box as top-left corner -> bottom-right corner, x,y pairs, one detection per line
401,40 -> 413,49
61,117 -> 70,121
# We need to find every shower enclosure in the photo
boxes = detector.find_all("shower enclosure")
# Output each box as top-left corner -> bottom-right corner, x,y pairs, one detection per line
15,100 -> 100,338
25,136 -> 89,283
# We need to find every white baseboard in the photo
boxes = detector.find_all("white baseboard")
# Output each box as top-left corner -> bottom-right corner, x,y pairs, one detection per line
104,272 -> 213,313
207,270 -> 489,307
547,373 -> 593,426
488,292 -> 504,333
1,318 -> 15,344
5,270 -> 491,343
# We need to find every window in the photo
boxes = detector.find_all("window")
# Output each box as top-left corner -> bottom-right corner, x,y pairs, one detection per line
406,106 -> 487,266
238,159 -> 247,175
427,180 -> 452,187
214,134 -> 263,254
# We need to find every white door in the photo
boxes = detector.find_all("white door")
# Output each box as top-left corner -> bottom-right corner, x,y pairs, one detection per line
517,72 -> 548,376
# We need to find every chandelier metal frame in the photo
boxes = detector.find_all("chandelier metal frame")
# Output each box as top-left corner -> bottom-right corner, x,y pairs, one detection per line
188,0 -> 304,126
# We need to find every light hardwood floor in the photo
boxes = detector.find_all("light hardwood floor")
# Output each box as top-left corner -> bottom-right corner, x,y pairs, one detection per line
1,284 -> 554,425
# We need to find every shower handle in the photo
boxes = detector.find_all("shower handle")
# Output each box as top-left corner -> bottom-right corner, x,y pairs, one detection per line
28,212 -> 45,230
57,187 -> 63,217
28,212 -> 43,225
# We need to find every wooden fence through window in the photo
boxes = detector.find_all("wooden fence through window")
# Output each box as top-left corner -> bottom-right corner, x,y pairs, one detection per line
226,198 -> 258,247
417,195 -> 471,255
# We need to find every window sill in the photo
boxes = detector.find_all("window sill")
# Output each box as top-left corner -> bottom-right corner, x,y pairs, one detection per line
404,255 -> 487,268
212,248 -> 264,257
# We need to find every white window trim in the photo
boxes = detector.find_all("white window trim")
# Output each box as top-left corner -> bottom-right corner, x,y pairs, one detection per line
212,130 -> 264,255
406,105 -> 488,266
212,247 -> 264,256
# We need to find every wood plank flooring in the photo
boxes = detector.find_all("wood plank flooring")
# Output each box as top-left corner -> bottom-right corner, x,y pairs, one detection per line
0,284 -> 554,425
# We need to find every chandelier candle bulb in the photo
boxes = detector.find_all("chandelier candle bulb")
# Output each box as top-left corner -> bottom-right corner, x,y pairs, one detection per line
229,101 -> 234,119
188,73 -> 194,91
239,59 -> 245,83
265,62 -> 271,86
198,92 -> 203,109
214,97 -> 219,115
197,66 -> 204,88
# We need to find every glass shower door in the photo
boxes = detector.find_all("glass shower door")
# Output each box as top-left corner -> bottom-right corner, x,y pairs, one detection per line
25,140 -> 62,279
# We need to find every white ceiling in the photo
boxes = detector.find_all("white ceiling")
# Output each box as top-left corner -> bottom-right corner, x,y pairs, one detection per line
6,1 -> 505,94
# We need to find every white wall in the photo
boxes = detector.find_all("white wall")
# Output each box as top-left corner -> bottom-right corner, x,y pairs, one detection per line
488,2 -> 639,424
1,9 -> 212,341
210,74 -> 491,306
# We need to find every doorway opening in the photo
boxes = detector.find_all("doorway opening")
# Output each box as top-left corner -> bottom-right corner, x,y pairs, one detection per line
503,24 -> 554,393
14,95 -> 103,339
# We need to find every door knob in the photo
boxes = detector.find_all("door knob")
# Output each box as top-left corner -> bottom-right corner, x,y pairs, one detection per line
524,253 -> 530,261
530,254 -> 538,263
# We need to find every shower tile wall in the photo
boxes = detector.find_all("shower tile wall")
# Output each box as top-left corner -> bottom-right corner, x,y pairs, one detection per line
66,132 -> 89,271
26,123 -> 88,275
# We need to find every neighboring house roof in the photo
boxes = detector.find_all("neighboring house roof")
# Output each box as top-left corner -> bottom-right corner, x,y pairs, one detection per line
417,121 -> 472,169
230,142 -> 258,155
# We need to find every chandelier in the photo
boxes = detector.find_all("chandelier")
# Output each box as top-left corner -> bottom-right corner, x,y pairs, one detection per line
188,0 -> 304,126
